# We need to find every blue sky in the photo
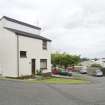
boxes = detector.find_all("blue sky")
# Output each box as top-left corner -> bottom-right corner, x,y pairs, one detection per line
0,0 -> 105,58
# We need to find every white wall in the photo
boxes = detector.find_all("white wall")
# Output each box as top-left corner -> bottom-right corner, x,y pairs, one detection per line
1,18 -> 41,35
0,18 -> 51,77
0,23 -> 17,77
18,36 -> 51,76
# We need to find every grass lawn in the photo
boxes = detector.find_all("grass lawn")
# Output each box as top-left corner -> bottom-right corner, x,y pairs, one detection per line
28,77 -> 89,84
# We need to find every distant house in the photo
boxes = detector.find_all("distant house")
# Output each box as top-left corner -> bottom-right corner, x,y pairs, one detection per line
0,16 -> 51,77
81,59 -> 105,68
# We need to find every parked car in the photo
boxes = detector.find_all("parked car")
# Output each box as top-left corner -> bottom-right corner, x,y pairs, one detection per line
59,71 -> 72,76
67,66 -> 75,72
52,68 -> 60,75
80,66 -> 87,74
68,71 -> 72,76
95,69 -> 103,77
52,67 -> 72,76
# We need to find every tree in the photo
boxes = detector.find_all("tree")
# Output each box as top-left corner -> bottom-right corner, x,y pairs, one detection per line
80,57 -> 89,62
51,52 -> 80,68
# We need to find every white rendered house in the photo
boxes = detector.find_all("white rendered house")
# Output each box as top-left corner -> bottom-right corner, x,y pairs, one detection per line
0,16 -> 51,77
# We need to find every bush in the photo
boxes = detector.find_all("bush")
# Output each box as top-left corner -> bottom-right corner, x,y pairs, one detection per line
90,64 -> 102,69
36,70 -> 42,75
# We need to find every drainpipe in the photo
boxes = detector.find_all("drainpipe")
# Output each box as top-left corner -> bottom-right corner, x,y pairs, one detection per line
17,35 -> 19,77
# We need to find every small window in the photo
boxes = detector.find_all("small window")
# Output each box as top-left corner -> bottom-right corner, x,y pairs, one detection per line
40,59 -> 47,70
42,40 -> 47,50
20,51 -> 27,58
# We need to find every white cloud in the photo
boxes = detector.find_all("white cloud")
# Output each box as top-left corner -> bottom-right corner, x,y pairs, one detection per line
0,0 -> 105,58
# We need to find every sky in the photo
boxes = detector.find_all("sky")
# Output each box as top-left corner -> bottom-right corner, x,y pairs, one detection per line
0,0 -> 105,58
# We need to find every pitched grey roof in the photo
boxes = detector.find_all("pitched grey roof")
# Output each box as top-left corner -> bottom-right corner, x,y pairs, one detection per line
2,16 -> 41,30
4,27 -> 51,42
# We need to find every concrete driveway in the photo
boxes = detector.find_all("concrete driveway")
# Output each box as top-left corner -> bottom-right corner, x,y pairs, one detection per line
0,76 -> 105,105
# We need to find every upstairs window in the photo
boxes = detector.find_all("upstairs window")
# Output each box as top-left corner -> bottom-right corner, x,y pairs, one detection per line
40,59 -> 47,70
42,40 -> 47,50
20,51 -> 27,58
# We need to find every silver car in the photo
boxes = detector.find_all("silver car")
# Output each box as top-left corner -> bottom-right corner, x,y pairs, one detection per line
80,67 -> 87,74
96,70 -> 103,77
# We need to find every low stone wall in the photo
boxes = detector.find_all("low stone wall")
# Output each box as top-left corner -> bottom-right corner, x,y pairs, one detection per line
87,67 -> 98,75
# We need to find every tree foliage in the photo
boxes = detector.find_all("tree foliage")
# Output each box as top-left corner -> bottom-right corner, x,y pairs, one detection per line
80,57 -> 89,62
51,52 -> 80,68
90,63 -> 102,69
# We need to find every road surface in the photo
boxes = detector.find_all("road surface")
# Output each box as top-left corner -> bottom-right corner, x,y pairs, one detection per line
0,76 -> 105,105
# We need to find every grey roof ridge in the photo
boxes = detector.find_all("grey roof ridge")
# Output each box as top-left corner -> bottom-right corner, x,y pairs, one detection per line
4,27 -> 51,42
1,16 -> 41,30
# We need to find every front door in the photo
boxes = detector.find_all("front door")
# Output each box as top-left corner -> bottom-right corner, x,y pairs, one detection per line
31,59 -> 35,75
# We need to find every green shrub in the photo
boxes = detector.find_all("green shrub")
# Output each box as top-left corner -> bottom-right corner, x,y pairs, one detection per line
101,68 -> 105,76
90,64 -> 102,69
36,70 -> 42,75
